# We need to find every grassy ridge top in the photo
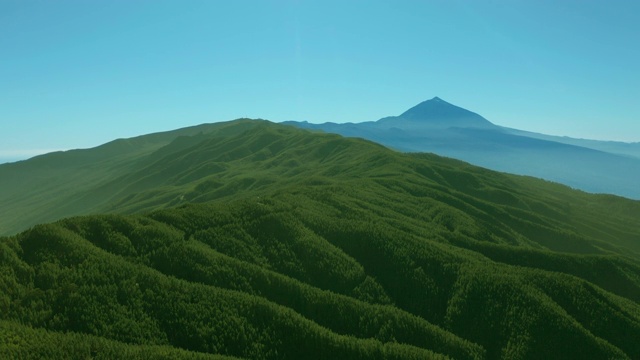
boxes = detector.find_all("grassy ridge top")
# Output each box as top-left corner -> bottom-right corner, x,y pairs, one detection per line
1,119 -> 640,358
0,120 -> 256,235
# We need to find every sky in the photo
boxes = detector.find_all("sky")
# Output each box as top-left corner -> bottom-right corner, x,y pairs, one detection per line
1,0 -> 639,163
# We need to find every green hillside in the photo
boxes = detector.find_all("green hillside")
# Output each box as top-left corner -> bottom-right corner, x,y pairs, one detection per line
1,120 -> 640,359
0,120 -> 258,236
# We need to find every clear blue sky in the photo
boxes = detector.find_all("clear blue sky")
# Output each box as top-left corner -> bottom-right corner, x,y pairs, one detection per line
2,0 -> 639,163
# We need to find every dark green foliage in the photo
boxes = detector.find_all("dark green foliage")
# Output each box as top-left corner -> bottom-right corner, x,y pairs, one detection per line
1,120 -> 640,359
0,320 -> 239,359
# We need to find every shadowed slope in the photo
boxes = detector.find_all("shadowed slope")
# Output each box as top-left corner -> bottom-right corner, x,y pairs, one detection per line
1,120 -> 639,258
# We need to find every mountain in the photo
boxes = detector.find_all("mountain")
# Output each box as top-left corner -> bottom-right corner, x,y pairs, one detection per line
1,120 -> 640,359
284,98 -> 640,199
377,97 -> 495,130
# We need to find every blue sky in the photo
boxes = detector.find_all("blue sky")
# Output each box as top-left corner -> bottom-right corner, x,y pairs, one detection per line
1,0 -> 639,163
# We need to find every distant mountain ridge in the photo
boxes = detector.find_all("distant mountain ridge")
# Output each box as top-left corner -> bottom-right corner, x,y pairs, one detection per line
284,98 -> 640,199
378,97 -> 495,130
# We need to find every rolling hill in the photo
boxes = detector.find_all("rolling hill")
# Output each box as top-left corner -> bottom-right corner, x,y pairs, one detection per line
0,120 -> 263,236
284,97 -> 640,199
1,120 -> 640,359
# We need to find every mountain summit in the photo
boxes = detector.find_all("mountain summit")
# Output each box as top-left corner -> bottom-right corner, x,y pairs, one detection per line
376,97 -> 495,129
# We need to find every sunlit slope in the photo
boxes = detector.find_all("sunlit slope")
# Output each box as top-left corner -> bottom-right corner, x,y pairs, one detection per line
285,97 -> 640,199
0,120 -> 259,235
1,120 -> 638,259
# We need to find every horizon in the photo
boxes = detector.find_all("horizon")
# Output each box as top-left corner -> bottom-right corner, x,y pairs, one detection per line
2,94 -> 640,164
2,1 -> 639,163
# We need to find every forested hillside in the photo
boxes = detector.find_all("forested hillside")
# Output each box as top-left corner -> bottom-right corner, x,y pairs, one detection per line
1,120 -> 640,359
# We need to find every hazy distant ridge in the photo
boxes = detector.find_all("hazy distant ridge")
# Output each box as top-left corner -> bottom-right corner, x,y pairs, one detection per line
284,97 -> 640,199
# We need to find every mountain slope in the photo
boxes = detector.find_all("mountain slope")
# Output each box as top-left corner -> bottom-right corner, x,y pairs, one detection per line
502,126 -> 640,159
0,120 -> 264,235
284,98 -> 640,199
2,120 -> 640,257
377,97 -> 495,130
1,120 -> 640,359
